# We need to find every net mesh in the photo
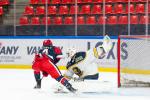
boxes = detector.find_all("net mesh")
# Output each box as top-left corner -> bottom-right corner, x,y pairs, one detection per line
119,35 -> 150,87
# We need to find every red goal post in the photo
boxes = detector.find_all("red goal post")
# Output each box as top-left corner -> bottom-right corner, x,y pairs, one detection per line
117,35 -> 150,87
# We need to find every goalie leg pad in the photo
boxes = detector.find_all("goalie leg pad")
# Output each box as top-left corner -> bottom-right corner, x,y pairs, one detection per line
83,73 -> 99,80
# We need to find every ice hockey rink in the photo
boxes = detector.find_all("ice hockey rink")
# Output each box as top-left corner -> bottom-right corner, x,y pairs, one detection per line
0,69 -> 150,100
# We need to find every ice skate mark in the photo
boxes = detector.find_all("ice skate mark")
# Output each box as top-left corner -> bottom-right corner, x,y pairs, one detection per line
82,91 -> 112,95
82,92 -> 99,94
54,91 -> 69,94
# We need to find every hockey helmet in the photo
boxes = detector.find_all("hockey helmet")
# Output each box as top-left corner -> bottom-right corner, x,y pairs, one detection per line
43,39 -> 53,47
66,47 -> 76,58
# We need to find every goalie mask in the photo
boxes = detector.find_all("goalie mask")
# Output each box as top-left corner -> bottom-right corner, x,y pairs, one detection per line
66,47 -> 76,58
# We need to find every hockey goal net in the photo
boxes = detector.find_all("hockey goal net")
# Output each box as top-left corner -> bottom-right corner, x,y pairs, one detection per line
118,35 -> 150,87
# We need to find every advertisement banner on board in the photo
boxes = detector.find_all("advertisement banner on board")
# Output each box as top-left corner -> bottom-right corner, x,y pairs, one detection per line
0,38 -> 128,68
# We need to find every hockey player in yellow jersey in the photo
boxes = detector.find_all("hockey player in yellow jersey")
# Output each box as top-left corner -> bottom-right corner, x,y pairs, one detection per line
64,35 -> 112,81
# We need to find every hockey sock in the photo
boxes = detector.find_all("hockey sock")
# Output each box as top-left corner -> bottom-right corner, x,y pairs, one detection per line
34,71 -> 41,82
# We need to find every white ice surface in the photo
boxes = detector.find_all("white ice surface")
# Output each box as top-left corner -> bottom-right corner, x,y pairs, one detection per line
0,69 -> 150,100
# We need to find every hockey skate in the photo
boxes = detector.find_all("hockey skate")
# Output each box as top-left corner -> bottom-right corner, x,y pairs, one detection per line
65,83 -> 77,93
34,79 -> 41,89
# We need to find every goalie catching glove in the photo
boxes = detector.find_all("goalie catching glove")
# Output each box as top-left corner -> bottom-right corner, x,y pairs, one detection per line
96,35 -> 112,58
102,35 -> 112,53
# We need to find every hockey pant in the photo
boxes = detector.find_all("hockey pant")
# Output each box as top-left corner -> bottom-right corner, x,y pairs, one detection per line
33,57 -> 69,87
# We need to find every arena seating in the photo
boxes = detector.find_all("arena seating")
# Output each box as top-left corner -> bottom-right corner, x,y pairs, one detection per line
80,5 -> 91,14
69,5 -> 79,14
86,16 -> 96,24
31,16 -> 40,25
36,6 -> 45,15
107,15 -> 117,24
41,17 -> 51,24
59,5 -> 69,15
130,15 -> 138,24
53,16 -> 63,25
77,16 -> 85,24
64,16 -> 74,24
19,0 -> 150,25
139,15 -> 148,24
97,16 -> 106,24
19,16 -> 29,25
62,0 -> 72,4
51,0 -> 61,4
114,4 -> 124,14
91,4 -> 102,14
118,15 -> 128,24
0,6 -> 3,15
0,0 -> 10,5
0,0 -> 10,15
41,0 -> 51,4
48,6 -> 57,15
29,0 -> 39,5
23,6 -> 34,15
0,0 -> 10,24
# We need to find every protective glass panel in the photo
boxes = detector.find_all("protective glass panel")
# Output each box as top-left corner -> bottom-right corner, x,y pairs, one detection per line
47,0 -> 75,36
16,0 -> 46,36
77,0 -> 104,36
129,0 -> 149,35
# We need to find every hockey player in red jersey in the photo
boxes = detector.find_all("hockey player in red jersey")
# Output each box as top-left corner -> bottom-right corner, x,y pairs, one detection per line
32,39 -> 77,93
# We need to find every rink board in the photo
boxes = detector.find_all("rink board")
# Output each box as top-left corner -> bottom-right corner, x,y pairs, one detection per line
0,36 -> 117,72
